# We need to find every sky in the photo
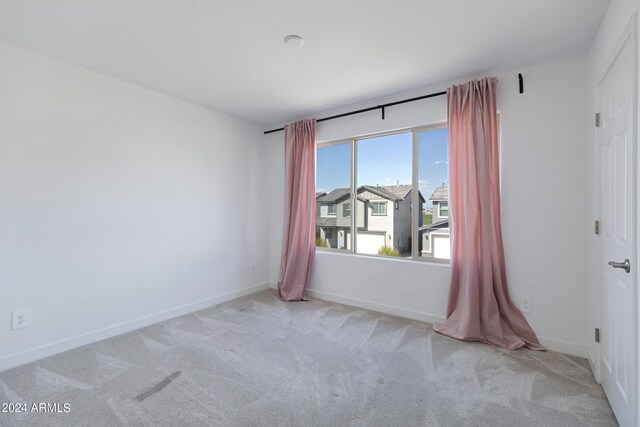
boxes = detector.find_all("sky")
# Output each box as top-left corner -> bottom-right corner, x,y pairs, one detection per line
316,128 -> 448,208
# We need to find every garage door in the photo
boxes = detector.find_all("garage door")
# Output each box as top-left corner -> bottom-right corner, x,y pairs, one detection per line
357,232 -> 386,255
433,235 -> 451,260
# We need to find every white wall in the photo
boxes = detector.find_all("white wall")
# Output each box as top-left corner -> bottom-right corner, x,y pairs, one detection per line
586,0 -> 640,380
0,42 -> 270,371
266,55 -> 589,356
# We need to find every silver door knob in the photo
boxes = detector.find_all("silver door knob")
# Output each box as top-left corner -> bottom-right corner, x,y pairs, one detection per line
608,259 -> 631,273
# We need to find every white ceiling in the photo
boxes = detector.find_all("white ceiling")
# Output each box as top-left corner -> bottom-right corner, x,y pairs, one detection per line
0,0 -> 609,125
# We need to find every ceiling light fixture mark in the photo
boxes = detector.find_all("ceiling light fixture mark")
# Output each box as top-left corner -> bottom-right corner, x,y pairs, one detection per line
284,34 -> 304,47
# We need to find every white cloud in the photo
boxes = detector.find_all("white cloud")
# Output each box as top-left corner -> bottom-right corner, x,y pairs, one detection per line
434,160 -> 449,165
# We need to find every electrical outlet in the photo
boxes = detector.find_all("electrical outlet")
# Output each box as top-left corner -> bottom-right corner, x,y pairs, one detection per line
249,263 -> 256,275
520,296 -> 532,314
11,309 -> 30,330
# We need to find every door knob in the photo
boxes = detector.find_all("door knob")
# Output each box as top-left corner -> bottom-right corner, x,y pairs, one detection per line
608,259 -> 631,273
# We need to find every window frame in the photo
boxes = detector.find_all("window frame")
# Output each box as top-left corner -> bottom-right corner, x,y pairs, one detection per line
315,123 -> 449,264
327,203 -> 337,215
371,201 -> 387,216
438,201 -> 449,218
343,202 -> 351,217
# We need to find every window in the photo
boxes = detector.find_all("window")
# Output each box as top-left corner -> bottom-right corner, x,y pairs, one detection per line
315,124 -> 449,261
316,142 -> 351,251
343,202 -> 351,217
357,132 -> 412,255
439,202 -> 449,218
371,202 -> 387,216
417,127 -> 449,260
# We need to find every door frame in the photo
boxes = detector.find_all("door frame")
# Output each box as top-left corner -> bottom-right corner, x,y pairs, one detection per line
594,12 -> 638,426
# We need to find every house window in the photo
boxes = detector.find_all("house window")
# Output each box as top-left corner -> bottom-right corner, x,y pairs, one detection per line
371,202 -> 387,216
439,202 -> 449,218
315,124 -> 449,262
343,202 -> 351,217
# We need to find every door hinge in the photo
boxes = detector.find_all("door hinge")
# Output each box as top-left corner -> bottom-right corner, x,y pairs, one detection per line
595,113 -> 601,128
595,328 -> 600,343
595,220 -> 600,235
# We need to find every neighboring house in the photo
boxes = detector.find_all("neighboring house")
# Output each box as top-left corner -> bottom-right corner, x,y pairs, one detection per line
316,184 -> 425,255
419,185 -> 450,259
315,191 -> 326,231
316,188 -> 352,249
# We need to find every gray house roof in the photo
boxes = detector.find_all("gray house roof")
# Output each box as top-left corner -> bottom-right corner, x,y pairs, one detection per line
418,219 -> 449,232
317,188 -> 351,203
360,185 -> 403,201
429,186 -> 448,202
316,217 -> 337,227
378,184 -> 412,199
361,185 -> 426,203
317,185 -> 425,204
316,192 -> 326,199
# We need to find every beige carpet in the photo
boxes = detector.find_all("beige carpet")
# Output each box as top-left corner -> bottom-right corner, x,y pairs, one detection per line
0,290 -> 617,426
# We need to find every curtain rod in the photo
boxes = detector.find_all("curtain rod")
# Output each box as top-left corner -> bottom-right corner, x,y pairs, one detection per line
263,90 -> 447,135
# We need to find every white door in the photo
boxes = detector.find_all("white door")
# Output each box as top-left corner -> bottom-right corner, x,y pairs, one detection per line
598,30 -> 637,427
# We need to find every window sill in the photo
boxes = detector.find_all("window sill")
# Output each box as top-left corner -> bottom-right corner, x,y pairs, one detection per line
315,247 -> 451,266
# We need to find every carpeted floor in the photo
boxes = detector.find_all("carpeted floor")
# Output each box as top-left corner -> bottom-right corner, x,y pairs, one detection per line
0,290 -> 617,426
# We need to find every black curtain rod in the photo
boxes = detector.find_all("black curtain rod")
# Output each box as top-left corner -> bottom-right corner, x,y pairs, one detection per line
263,90 -> 447,135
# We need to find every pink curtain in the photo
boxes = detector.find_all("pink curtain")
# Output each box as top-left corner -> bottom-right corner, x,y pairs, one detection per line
278,119 -> 317,301
433,77 -> 543,350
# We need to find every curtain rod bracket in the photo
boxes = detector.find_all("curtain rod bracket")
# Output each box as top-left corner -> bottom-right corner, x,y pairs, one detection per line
518,73 -> 524,94
381,106 -> 385,120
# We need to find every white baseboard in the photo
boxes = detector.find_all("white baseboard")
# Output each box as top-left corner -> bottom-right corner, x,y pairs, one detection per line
306,288 -> 588,358
0,282 -> 270,372
537,336 -> 588,358
306,288 -> 446,325
587,353 -> 600,382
